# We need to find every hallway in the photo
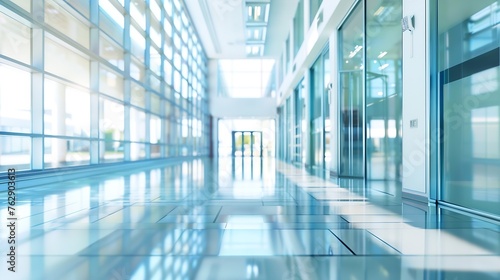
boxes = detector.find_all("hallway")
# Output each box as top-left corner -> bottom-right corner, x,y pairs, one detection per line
2,158 -> 500,279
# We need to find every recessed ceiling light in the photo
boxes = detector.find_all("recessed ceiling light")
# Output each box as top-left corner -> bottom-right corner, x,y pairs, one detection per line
254,6 -> 261,20
378,51 -> 388,58
378,63 -> 389,71
374,6 -> 385,16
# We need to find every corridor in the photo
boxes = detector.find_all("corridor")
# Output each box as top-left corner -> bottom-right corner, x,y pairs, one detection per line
1,158 -> 500,279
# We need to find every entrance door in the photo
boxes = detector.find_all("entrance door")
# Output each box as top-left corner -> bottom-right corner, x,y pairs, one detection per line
232,131 -> 263,157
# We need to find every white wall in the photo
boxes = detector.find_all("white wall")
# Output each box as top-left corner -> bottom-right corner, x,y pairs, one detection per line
401,0 -> 429,197
210,97 -> 277,119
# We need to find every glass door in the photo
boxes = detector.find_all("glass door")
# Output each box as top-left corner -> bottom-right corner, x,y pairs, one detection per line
365,0 -> 402,184
232,131 -> 263,157
310,48 -> 330,170
338,1 -> 364,178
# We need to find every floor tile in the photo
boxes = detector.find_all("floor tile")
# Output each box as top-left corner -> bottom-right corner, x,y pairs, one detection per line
5,157 -> 500,279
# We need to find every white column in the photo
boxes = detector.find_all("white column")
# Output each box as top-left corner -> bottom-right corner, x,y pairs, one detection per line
402,0 -> 429,196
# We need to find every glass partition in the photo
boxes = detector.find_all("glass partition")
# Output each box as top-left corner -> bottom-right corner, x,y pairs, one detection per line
365,0 -> 402,182
438,0 -> 500,216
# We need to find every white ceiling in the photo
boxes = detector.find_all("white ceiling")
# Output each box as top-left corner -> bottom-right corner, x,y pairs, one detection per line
185,0 -> 299,59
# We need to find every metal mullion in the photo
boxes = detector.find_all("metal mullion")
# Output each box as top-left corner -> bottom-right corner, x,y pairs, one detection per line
144,0 -> 152,158
123,0 -> 131,161
89,0 -> 100,171
31,0 -> 45,170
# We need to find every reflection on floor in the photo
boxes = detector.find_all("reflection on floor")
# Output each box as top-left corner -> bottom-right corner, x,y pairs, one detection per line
1,157 -> 500,279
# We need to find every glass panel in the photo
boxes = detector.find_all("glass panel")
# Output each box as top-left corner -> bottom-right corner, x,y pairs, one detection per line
164,20 -> 172,41
130,59 -> 145,82
0,136 -> 30,170
130,143 -> 146,160
130,0 -> 146,30
150,115 -> 161,144
338,2 -> 364,177
365,0 -> 402,182
45,0 -> 89,48
64,0 -> 90,18
311,57 -> 323,167
439,0 -> 500,216
150,46 -> 161,76
151,94 -> 161,115
0,64 -> 31,133
130,107 -> 146,142
130,26 -> 145,61
150,0 -> 161,21
45,37 -> 90,87
0,12 -> 31,64
323,51 -> 331,168
174,70 -> 181,92
164,60 -> 172,85
99,0 -> 124,43
164,0 -> 172,17
44,138 -> 90,168
99,0 -> 124,28
100,140 -> 124,162
99,97 -> 124,141
150,17 -> 161,47
150,74 -> 161,93
9,0 -> 31,12
100,32 -> 124,71
44,79 -> 91,137
131,82 -> 146,108
99,65 -> 124,100
285,36 -> 291,71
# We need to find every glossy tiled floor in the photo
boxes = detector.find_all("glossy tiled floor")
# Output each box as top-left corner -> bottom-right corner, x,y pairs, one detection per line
2,157 -> 500,279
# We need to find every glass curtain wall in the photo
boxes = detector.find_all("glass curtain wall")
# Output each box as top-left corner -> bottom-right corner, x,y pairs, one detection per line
365,0 -> 403,182
438,0 -> 500,216
338,2 -> 364,177
0,0 -> 210,171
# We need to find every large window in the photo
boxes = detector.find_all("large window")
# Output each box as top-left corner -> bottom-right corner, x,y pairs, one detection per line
0,0 -> 210,171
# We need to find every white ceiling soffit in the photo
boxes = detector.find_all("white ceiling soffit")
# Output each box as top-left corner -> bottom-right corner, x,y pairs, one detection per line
185,0 -> 299,59
264,0 -> 299,57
